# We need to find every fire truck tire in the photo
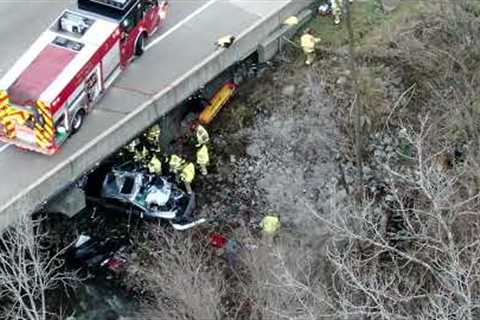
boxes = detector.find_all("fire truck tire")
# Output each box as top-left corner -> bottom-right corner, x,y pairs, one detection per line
72,109 -> 86,134
135,33 -> 147,56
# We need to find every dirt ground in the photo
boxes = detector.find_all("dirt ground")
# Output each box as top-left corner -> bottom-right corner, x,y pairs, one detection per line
195,58 -> 340,235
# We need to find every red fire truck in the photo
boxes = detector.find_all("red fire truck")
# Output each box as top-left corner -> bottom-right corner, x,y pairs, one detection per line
0,0 -> 169,155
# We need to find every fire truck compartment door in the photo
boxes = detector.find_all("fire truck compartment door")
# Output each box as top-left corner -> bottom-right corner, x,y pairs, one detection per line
85,66 -> 101,106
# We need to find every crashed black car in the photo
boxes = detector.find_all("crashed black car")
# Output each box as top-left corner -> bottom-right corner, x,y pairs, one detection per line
86,168 -> 205,230
67,235 -> 128,272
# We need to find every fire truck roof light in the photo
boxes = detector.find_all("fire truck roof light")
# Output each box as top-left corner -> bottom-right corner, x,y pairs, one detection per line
52,36 -> 84,52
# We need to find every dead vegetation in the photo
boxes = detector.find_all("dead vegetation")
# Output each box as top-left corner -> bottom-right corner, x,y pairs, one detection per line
0,216 -> 78,320
118,1 -> 480,319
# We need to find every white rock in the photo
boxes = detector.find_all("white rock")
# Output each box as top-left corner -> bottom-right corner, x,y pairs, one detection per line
337,76 -> 347,85
281,84 -> 296,96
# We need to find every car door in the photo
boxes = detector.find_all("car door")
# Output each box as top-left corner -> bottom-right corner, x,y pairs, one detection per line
142,0 -> 160,34
119,7 -> 141,66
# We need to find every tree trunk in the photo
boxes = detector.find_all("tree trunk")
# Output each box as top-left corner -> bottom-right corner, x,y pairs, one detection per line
344,0 -> 364,197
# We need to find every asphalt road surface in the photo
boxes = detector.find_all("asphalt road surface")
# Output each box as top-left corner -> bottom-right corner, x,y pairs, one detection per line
0,0 -> 292,222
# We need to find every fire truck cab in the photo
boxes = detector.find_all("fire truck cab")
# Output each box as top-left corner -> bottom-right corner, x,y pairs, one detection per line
0,0 -> 168,155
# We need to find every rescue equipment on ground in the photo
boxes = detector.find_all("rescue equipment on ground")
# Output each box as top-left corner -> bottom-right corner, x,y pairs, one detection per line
283,16 -> 299,26
215,35 -> 236,49
210,233 -> 228,248
318,3 -> 332,16
199,82 -> 237,125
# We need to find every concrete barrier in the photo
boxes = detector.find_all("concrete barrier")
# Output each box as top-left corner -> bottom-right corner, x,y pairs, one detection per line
0,0 -> 314,230
258,8 -> 313,63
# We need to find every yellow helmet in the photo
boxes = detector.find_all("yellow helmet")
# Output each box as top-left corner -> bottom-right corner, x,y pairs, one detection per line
195,124 -> 210,146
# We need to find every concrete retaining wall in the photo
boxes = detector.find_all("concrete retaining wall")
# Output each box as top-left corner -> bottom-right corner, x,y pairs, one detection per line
258,8 -> 313,63
0,0 -> 314,230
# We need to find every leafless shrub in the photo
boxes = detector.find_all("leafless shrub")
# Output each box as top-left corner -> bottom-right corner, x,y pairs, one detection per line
299,116 -> 480,319
0,216 -> 78,320
227,228 -> 328,320
132,226 -> 226,320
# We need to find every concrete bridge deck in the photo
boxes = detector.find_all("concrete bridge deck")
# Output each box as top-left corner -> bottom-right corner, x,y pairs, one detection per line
0,0 -> 311,229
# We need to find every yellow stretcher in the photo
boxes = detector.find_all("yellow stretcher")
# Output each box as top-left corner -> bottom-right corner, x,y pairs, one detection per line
199,82 -> 236,125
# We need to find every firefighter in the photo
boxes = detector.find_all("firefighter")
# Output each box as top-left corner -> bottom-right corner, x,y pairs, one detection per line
260,215 -> 281,244
169,154 -> 185,175
195,124 -> 210,147
144,124 -> 161,152
331,0 -> 353,25
180,162 -> 195,194
134,145 -> 150,165
120,139 -> 138,157
300,28 -> 321,66
147,154 -> 162,175
331,0 -> 342,25
196,144 -> 210,176
215,35 -> 236,49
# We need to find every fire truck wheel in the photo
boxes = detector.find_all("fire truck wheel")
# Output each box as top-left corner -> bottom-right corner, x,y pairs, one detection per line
72,109 -> 86,134
135,33 -> 147,56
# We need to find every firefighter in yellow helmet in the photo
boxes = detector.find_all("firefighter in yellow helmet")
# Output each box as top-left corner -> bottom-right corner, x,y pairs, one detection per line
331,0 -> 353,25
196,145 -> 210,176
121,138 -> 140,158
180,162 -> 195,194
144,124 -> 161,152
300,28 -> 321,65
259,215 -> 281,244
195,124 -> 210,147
169,154 -> 185,175
147,154 -> 162,175
134,146 -> 150,165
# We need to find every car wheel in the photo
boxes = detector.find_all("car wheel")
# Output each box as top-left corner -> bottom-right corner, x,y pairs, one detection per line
72,109 -> 86,134
135,33 -> 146,56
